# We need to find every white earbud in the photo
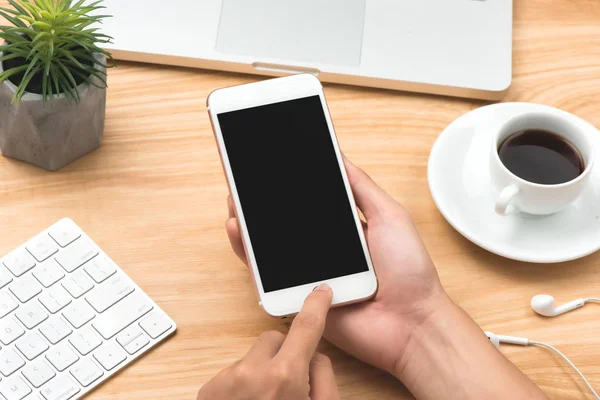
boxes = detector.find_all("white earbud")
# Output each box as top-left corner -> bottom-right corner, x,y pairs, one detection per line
530,294 -> 589,317
483,296 -> 600,399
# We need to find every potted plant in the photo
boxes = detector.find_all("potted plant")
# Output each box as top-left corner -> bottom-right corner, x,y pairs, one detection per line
0,0 -> 113,171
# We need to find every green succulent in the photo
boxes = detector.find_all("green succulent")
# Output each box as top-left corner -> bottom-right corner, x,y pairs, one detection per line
0,0 -> 114,104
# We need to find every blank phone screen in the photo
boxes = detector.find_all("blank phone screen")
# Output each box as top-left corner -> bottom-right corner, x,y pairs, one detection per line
218,95 -> 369,293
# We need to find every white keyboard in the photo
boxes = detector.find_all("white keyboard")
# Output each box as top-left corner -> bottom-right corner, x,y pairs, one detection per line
0,219 -> 176,400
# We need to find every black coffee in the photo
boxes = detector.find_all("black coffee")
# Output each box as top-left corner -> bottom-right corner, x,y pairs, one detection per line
498,130 -> 584,185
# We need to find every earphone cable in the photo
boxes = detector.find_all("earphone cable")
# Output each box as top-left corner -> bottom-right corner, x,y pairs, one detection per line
529,340 -> 600,400
584,298 -> 600,303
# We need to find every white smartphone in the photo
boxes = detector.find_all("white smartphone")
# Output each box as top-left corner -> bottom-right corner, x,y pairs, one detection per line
208,74 -> 377,317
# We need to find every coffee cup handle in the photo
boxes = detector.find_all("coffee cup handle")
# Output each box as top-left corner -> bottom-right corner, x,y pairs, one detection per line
495,185 -> 519,215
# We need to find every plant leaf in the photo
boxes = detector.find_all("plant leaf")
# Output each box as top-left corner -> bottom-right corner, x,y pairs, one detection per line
54,66 -> 76,103
21,51 -> 40,80
13,64 -> 40,103
0,51 -> 24,62
26,37 -> 47,60
70,67 -> 103,89
31,21 -> 52,30
49,62 -> 60,96
7,0 -> 31,18
0,63 -> 28,80
0,30 -> 31,42
0,7 -> 21,16
86,67 -> 107,87
19,1 -> 43,19
54,57 -> 80,102
42,62 -> 48,101
0,9 -> 26,27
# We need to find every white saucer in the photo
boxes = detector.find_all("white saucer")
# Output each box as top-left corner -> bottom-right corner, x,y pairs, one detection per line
428,103 -> 600,263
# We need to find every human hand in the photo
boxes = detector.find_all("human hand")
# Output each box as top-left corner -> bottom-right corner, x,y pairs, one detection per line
225,157 -> 449,377
197,284 -> 340,400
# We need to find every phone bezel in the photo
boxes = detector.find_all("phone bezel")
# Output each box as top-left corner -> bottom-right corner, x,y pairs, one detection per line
208,74 -> 377,317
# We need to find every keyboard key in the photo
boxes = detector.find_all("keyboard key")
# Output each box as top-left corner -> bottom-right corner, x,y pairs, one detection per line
15,303 -> 48,329
86,275 -> 134,313
62,302 -> 95,329
22,359 -> 55,388
16,332 -> 49,360
140,312 -> 173,339
0,266 -> 13,289
61,270 -> 93,299
9,276 -> 42,303
0,318 -> 25,345
116,326 -> 149,355
69,327 -> 102,356
32,261 -> 64,288
70,358 -> 103,387
124,334 -> 149,355
39,318 -> 72,345
0,348 -> 25,376
0,292 -> 19,318
48,219 -> 81,248
2,249 -> 35,278
93,343 -> 126,371
92,291 -> 153,339
45,343 -> 78,372
0,375 -> 32,400
116,325 -> 144,347
26,235 -> 58,263
84,257 -> 116,284
39,375 -> 80,400
38,286 -> 71,314
54,240 -> 97,273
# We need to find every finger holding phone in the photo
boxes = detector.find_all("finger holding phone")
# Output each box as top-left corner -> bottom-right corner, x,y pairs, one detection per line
222,160 -> 548,400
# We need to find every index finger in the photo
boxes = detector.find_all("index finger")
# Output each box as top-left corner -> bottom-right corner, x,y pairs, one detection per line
277,284 -> 333,365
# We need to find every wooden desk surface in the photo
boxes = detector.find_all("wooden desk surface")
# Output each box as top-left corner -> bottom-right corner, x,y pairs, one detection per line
1,1 -> 599,399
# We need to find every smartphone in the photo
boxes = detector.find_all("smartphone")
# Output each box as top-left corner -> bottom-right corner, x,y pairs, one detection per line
208,74 -> 377,317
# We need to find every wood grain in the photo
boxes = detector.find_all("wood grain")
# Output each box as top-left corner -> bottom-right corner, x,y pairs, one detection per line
1,1 -> 600,399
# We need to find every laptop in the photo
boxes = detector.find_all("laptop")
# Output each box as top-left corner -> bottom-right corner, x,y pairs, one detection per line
102,0 -> 513,100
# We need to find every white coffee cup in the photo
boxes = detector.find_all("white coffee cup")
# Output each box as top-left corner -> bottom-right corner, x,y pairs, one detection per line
490,111 -> 595,216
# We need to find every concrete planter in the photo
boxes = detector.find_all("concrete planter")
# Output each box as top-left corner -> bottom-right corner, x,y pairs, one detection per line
0,52 -> 107,171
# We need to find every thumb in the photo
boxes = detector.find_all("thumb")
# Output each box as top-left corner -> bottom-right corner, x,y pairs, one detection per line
343,156 -> 396,221
309,353 -> 340,400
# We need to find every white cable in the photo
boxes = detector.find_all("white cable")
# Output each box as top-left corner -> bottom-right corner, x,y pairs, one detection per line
585,298 -> 600,303
529,340 -> 600,400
